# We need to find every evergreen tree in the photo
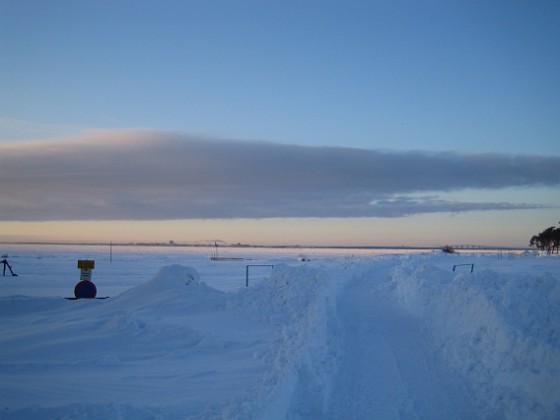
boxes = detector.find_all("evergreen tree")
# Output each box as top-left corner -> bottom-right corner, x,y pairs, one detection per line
530,223 -> 560,254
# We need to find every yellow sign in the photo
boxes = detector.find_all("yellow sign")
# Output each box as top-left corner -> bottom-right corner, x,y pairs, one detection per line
77,260 -> 95,269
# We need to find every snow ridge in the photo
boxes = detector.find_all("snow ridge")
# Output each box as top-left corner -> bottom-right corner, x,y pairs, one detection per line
233,264 -> 345,419
392,256 -> 560,419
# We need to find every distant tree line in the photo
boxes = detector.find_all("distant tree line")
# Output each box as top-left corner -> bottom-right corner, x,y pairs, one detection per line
530,223 -> 559,254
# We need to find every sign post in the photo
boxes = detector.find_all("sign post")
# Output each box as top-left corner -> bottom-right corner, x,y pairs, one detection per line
74,260 -> 97,298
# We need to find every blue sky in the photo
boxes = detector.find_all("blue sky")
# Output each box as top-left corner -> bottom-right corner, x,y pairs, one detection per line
1,1 -> 559,247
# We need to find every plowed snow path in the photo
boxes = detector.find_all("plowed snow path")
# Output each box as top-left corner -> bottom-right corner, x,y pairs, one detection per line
323,275 -> 477,419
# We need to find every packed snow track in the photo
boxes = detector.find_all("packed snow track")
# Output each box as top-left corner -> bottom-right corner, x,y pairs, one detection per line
320,273 -> 476,419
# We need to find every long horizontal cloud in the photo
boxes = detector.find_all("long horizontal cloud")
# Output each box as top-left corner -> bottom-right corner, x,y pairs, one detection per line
0,129 -> 558,221
369,196 -> 546,218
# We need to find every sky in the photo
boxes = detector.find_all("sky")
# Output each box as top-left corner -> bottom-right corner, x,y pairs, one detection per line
0,0 -> 559,247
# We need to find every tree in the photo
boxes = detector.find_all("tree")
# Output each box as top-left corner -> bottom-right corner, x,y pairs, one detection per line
530,224 -> 560,254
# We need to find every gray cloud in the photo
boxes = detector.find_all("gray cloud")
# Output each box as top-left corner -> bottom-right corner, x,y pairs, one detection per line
0,130 -> 558,221
368,196 -> 546,218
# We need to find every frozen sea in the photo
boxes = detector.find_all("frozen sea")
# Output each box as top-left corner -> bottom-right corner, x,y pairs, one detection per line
0,244 -> 431,297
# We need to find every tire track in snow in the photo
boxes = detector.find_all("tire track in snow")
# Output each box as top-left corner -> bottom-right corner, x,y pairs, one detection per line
323,272 -> 477,419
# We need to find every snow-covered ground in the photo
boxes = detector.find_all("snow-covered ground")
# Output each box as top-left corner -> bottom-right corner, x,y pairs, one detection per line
0,245 -> 558,419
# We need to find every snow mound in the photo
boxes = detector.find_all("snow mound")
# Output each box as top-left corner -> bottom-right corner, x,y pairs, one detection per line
112,264 -> 225,311
392,257 -> 560,419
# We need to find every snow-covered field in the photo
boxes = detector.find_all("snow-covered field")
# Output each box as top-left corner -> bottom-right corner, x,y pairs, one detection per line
0,244 -> 558,419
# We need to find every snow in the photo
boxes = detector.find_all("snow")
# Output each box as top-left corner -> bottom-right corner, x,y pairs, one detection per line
0,245 -> 559,419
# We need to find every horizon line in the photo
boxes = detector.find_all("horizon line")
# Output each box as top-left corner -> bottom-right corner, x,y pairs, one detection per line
0,240 -> 530,251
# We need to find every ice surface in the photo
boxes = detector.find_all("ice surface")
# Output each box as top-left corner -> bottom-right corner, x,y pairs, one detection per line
0,245 -> 558,419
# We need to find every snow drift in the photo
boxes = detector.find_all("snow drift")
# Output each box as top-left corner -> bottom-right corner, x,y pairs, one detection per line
391,256 -> 560,419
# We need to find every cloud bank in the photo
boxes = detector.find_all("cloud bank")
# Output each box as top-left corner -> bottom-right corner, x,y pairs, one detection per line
0,130 -> 558,221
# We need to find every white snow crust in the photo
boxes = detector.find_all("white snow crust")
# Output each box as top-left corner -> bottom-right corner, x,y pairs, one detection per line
0,246 -> 558,419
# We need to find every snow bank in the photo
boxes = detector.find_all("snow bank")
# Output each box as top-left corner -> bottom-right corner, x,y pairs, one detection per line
391,256 -> 560,419
230,263 -> 345,419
